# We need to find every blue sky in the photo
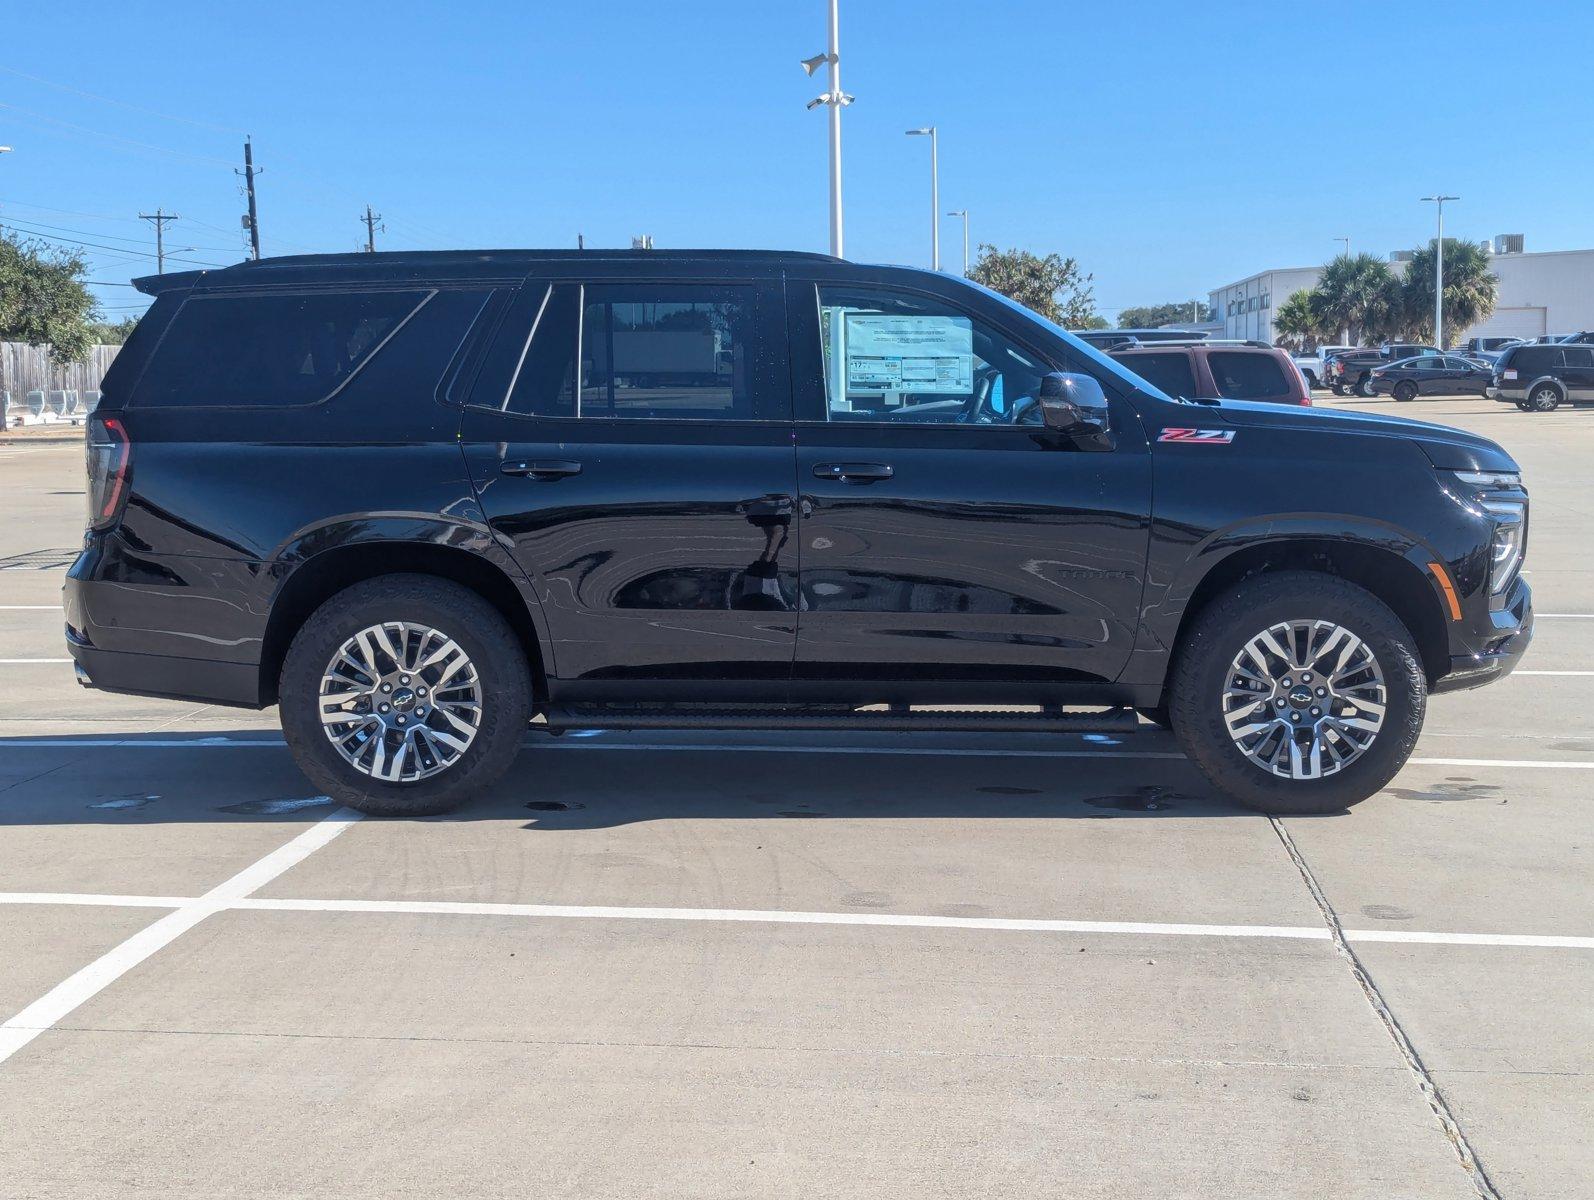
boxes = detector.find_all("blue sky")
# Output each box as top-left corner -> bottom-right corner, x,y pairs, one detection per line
3,0 -> 1591,322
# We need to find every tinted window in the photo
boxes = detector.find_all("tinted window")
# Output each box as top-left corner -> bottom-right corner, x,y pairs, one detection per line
1412,358 -> 1443,371
814,285 -> 1048,424
580,288 -> 759,420
134,290 -> 427,407
1206,351 -> 1290,399
503,286 -> 580,417
1564,347 -> 1594,368
1512,347 -> 1560,373
1118,352 -> 1197,398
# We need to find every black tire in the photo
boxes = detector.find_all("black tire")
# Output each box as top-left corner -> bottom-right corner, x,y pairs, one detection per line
280,574 -> 532,817
1355,375 -> 1376,398
1515,400 -> 1532,411
1302,371 -> 1320,390
1392,381 -> 1418,403
1528,383 -> 1562,412
1168,572 -> 1426,815
1136,705 -> 1172,730
1330,383 -> 1350,397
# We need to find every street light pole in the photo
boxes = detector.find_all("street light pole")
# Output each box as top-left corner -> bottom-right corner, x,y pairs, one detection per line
801,0 -> 852,258
946,209 -> 968,274
906,127 -> 939,270
1335,236 -> 1350,257
1420,195 -> 1459,347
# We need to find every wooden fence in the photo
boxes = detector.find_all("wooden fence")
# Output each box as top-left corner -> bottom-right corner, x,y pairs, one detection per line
1,341 -> 122,401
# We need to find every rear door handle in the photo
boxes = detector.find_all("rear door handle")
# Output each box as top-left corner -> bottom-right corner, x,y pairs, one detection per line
812,462 -> 894,483
501,459 -> 582,479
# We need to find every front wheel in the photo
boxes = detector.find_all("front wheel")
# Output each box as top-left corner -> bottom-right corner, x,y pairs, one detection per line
1168,572 -> 1426,814
1355,376 -> 1376,398
280,575 -> 532,816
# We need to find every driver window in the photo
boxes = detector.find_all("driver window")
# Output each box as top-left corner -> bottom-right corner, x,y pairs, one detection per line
815,285 -> 1046,425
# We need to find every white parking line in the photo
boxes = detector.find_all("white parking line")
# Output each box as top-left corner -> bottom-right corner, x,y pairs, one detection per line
0,890 -> 1588,951
1513,670 -> 1594,676
0,606 -> 59,611
0,658 -> 70,664
0,808 -> 362,1067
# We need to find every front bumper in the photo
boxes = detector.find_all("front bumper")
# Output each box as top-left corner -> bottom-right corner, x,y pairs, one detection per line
1432,579 -> 1534,693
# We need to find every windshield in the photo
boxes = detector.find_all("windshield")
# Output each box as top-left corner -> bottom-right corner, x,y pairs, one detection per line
957,277 -> 1181,403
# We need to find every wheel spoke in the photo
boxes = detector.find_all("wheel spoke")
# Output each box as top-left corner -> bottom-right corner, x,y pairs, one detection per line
319,621 -> 483,786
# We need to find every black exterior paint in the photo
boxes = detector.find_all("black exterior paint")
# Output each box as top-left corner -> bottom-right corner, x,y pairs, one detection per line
65,250 -> 1532,712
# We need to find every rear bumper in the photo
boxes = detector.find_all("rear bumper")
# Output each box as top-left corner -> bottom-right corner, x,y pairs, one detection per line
67,641 -> 263,708
1488,385 -> 1524,402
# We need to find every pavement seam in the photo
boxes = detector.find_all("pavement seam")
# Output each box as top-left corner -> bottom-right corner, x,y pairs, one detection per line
1269,815 -> 1501,1200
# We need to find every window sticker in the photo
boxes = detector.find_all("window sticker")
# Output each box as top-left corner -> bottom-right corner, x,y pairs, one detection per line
843,313 -> 974,395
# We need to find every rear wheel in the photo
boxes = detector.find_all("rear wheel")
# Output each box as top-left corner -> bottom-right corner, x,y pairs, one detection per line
1330,383 -> 1350,397
1528,383 -> 1562,412
1168,572 -> 1425,814
1393,380 -> 1418,403
280,575 -> 532,817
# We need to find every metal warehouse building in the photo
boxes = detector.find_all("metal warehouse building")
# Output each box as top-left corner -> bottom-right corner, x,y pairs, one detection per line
1209,237 -> 1594,345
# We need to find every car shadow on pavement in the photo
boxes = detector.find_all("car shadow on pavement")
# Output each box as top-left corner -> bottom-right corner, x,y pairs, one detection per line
0,730 -> 1307,828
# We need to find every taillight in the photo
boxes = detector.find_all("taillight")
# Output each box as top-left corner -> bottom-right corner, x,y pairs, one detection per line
86,416 -> 131,530
1502,368 -> 1518,381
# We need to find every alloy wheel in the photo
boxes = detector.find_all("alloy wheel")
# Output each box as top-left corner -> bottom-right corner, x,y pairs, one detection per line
317,621 -> 483,783
1220,619 -> 1387,781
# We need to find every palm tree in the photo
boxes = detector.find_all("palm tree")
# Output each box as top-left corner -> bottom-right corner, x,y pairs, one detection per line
1400,239 -> 1498,347
1311,253 -> 1403,345
1272,289 -> 1320,350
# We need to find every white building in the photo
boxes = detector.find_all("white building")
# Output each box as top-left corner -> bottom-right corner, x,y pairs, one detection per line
1209,266 -> 1321,342
1209,237 -> 1594,346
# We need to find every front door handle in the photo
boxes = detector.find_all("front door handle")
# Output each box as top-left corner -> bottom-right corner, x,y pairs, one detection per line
812,462 -> 894,483
502,459 -> 582,479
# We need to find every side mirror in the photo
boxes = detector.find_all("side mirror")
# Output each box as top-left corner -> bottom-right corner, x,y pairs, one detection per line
1038,372 -> 1112,446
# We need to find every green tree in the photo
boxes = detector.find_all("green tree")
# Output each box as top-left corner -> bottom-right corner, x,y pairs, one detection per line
88,316 -> 141,345
1309,253 -> 1403,345
1117,300 -> 1213,328
1272,289 -> 1323,350
0,232 -> 98,364
1399,239 -> 1498,347
968,244 -> 1100,328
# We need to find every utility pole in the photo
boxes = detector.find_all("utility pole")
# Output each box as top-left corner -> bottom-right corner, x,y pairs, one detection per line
139,209 -> 180,274
1420,195 -> 1459,348
360,204 -> 384,253
801,0 -> 852,258
946,209 -> 969,275
238,136 -> 262,260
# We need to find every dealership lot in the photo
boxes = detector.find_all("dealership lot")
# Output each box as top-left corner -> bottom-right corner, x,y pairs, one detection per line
0,397 -> 1589,1198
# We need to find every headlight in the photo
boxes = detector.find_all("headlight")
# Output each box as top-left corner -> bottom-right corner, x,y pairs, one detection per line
1449,471 -> 1527,597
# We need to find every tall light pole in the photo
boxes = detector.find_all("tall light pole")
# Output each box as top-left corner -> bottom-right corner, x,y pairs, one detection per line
906,127 -> 939,270
1420,195 -> 1459,347
802,0 -> 852,258
1335,236 -> 1350,257
946,209 -> 968,274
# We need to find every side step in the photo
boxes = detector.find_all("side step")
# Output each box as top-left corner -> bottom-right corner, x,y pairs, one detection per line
539,704 -> 1141,735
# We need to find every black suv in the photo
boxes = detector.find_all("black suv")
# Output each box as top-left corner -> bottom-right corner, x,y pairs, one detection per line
69,250 -> 1532,817
1489,341 -> 1594,411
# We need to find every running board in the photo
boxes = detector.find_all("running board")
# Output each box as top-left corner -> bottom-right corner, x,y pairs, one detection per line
538,705 -> 1141,735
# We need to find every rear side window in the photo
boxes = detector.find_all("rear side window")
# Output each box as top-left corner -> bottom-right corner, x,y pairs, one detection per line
1118,352 -> 1196,399
1207,351 -> 1290,399
133,290 -> 428,407
1563,347 -> 1594,368
1512,347 -> 1559,374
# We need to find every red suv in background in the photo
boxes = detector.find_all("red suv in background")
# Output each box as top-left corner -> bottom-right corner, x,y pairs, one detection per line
1109,340 -> 1311,406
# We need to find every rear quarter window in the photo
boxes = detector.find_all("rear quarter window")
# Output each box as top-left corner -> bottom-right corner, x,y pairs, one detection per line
1115,352 -> 1197,398
1511,347 -> 1559,374
131,289 -> 432,408
1206,351 -> 1290,399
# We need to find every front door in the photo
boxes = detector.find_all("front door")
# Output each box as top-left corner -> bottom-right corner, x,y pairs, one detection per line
784,278 -> 1152,701
460,276 -> 799,700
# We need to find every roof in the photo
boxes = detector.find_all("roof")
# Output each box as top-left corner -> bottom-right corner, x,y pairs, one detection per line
133,248 -> 844,296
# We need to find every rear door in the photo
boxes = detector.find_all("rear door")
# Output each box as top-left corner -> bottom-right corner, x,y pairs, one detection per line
460,272 -> 799,700
784,276 -> 1152,699
1560,346 -> 1594,399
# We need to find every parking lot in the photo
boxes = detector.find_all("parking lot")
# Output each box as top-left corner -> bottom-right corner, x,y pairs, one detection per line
0,395 -> 1589,1198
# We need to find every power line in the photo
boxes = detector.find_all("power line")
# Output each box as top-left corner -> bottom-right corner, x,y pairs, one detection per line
0,65 -> 247,136
0,219 -> 227,266
0,101 -> 236,168
0,213 -> 233,252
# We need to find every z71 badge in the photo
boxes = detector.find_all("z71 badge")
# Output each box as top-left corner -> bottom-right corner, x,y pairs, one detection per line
1158,428 -> 1236,444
